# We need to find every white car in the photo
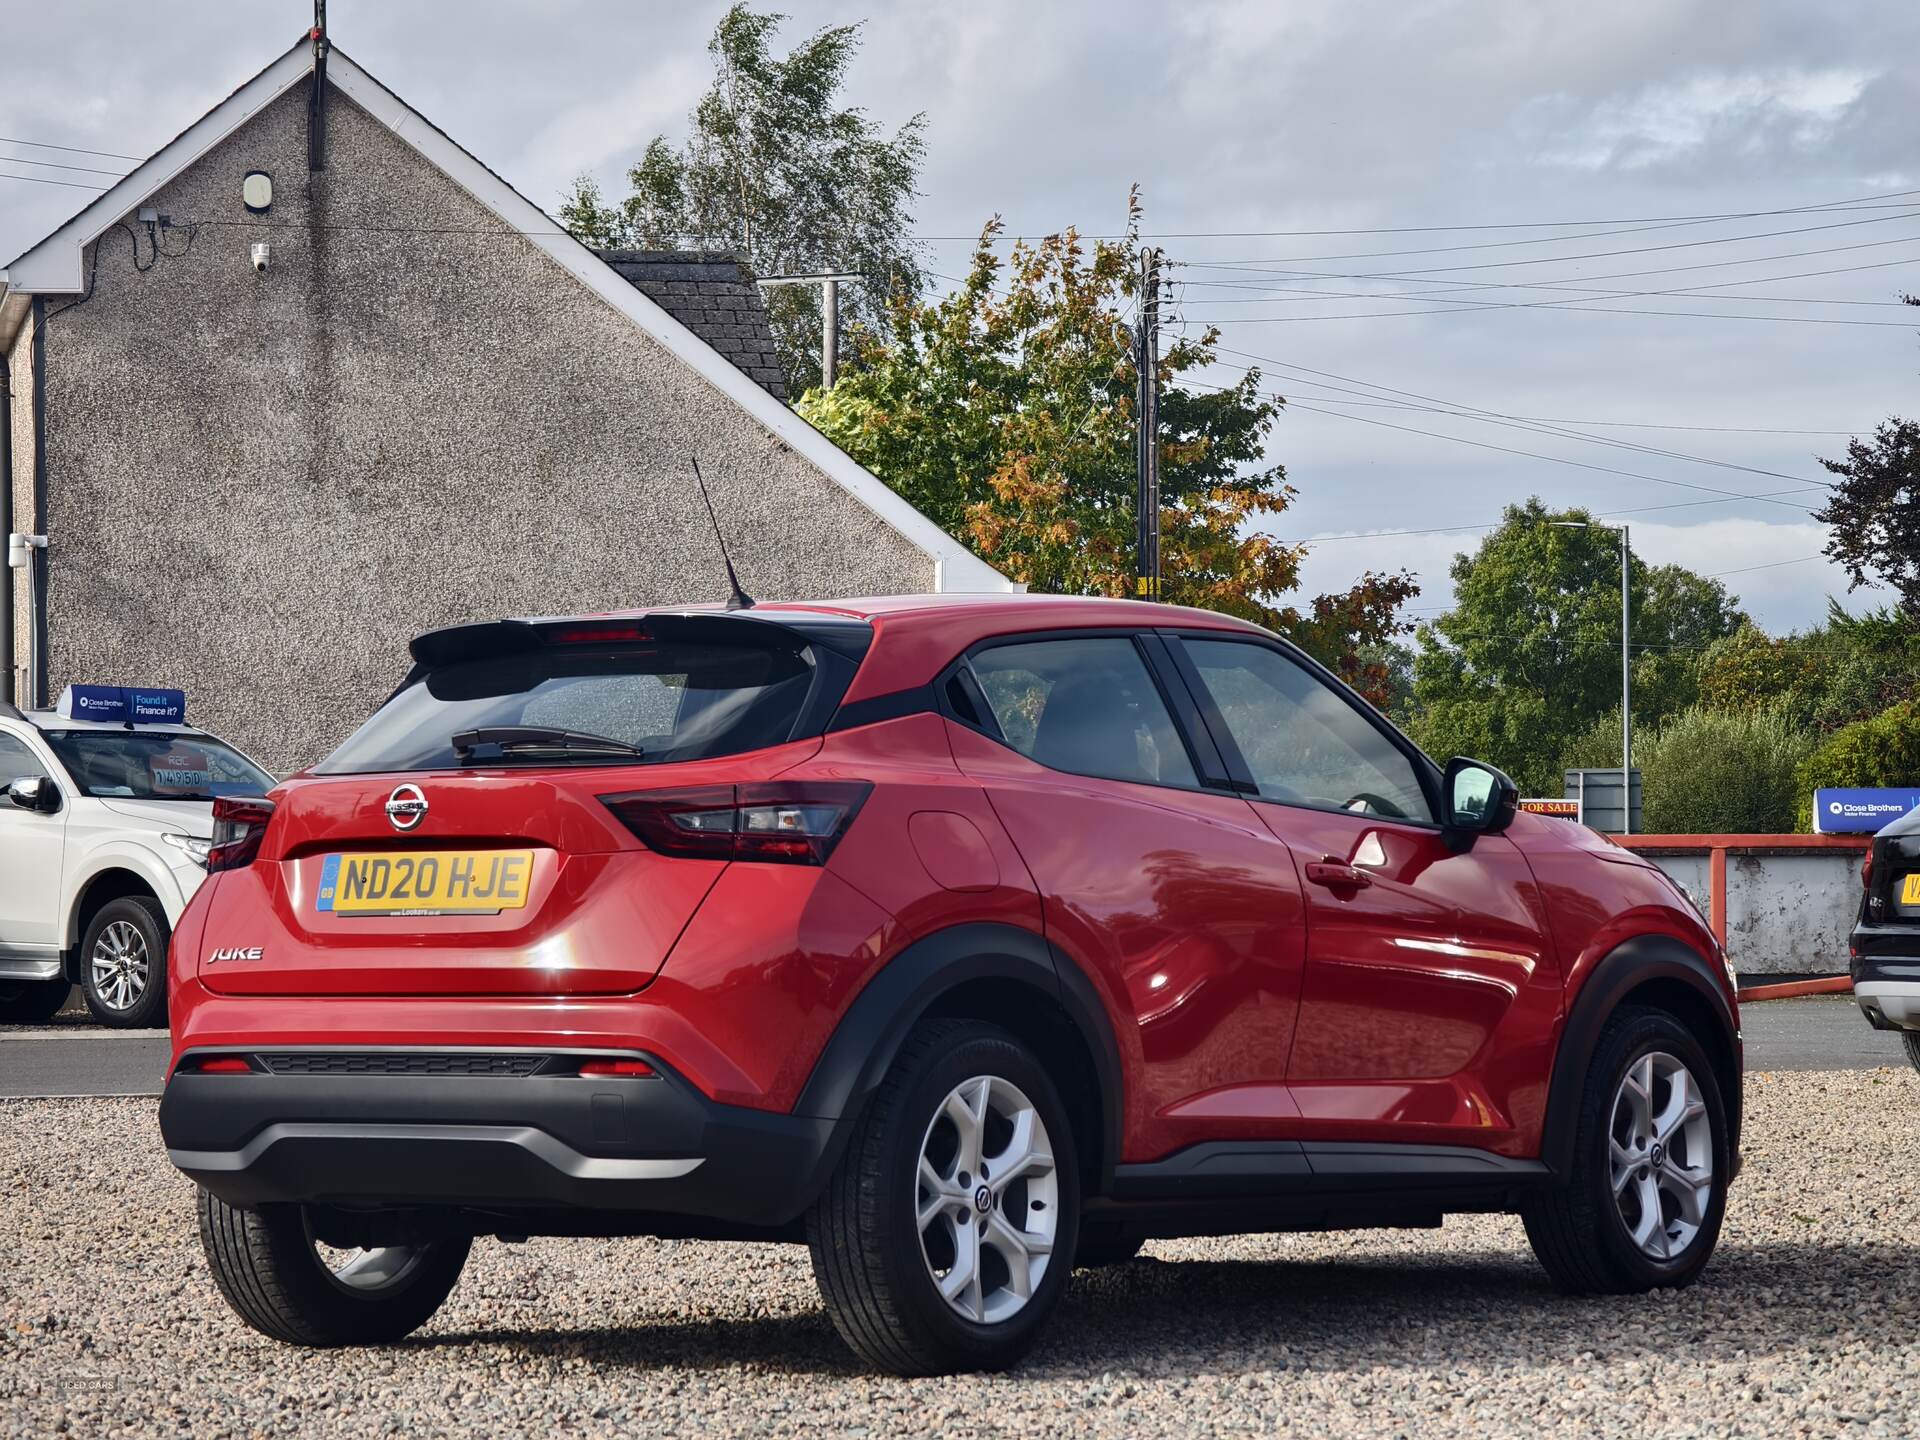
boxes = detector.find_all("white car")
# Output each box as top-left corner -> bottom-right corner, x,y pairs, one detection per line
0,696 -> 274,1027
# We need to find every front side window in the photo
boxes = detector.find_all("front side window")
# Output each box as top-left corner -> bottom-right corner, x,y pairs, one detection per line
40,731 -> 273,801
0,732 -> 50,785
1181,638 -> 1431,821
967,637 -> 1197,788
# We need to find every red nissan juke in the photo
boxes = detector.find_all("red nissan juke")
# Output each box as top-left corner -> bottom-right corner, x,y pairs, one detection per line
160,595 -> 1741,1374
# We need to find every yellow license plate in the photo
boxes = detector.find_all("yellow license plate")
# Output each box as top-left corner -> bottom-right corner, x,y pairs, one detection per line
1903,873 -> 1920,906
317,850 -> 534,916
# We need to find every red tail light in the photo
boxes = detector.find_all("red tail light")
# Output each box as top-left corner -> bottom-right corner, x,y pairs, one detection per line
600,782 -> 873,865
578,1059 -> 656,1077
1863,850 -> 1875,890
207,795 -> 275,873
187,1056 -> 254,1074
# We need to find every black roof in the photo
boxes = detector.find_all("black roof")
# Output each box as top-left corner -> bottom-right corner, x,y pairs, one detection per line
596,250 -> 789,403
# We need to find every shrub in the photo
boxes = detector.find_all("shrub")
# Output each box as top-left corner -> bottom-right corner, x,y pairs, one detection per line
1639,707 -> 1816,834
1559,706 -> 1815,834
1795,700 -> 1920,830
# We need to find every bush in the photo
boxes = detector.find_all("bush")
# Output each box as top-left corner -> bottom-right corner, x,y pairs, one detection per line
1795,700 -> 1920,830
1559,706 -> 1815,834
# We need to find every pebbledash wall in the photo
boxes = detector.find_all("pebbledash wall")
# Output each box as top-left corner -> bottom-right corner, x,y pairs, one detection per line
5,76 -> 954,774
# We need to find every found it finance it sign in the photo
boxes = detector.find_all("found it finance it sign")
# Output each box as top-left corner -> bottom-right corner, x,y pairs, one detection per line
1814,788 -> 1920,834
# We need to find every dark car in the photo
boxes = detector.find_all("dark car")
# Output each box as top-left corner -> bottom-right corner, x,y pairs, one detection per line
1851,806 -> 1920,1069
159,595 -> 1741,1374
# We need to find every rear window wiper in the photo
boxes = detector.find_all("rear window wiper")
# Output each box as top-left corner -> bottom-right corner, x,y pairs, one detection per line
450,726 -> 645,761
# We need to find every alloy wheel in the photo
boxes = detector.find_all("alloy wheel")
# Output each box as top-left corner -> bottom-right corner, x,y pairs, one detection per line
1609,1050 -> 1714,1260
89,920 -> 150,1012
305,1217 -> 430,1295
915,1074 -> 1059,1325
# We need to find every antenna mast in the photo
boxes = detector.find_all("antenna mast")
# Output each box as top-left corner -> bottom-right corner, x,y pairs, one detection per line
689,457 -> 755,611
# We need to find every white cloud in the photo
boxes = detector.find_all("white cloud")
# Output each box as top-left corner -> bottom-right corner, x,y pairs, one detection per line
1522,67 -> 1874,171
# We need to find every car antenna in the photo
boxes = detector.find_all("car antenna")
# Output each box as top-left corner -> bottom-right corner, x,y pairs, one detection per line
689,455 -> 755,611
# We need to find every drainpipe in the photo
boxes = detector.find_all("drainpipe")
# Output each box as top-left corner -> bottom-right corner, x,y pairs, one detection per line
29,296 -> 47,709
1,339 -> 12,707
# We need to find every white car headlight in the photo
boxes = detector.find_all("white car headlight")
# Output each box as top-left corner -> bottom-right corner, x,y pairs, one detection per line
161,832 -> 211,868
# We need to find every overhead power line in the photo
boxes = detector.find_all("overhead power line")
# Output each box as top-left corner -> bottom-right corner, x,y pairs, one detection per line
0,134 -> 144,162
0,152 -> 128,179
1198,347 -> 1839,490
0,169 -> 110,191
908,187 -> 1920,242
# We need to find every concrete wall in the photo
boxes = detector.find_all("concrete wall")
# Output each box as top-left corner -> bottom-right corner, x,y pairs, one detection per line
37,79 -> 934,773
1643,850 -> 1862,976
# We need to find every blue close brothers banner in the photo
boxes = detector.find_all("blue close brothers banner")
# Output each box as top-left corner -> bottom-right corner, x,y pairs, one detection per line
1813,788 -> 1920,834
55,685 -> 186,725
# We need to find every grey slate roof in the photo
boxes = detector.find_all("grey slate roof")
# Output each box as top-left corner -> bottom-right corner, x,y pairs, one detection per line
596,250 -> 789,403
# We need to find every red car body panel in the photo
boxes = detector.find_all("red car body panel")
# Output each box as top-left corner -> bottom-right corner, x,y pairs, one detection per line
166,594 -> 1735,1187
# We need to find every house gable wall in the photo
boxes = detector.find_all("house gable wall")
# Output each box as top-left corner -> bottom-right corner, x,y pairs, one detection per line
37,80 -> 932,771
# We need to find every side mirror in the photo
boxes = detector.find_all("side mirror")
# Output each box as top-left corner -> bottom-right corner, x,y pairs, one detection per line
5,776 -> 60,814
1443,757 -> 1517,835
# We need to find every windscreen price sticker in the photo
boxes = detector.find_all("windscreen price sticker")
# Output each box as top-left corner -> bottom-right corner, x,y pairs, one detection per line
150,749 -> 212,795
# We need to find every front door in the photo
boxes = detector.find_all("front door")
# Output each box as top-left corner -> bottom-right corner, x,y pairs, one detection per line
0,730 -> 67,956
1169,635 -> 1558,1154
943,632 -> 1308,1162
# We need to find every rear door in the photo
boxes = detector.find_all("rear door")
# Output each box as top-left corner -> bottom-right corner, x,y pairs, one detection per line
1167,634 -> 1557,1150
0,728 -> 65,955
195,616 -> 849,998
942,631 -> 1308,1160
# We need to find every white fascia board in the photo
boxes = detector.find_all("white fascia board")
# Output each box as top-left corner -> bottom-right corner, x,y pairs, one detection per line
4,44 -> 312,292
326,54 -> 1011,595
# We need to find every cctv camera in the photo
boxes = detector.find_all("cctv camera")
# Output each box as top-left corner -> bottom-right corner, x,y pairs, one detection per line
250,242 -> 270,274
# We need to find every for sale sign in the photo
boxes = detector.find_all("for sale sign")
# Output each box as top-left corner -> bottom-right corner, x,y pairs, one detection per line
1519,798 -> 1582,820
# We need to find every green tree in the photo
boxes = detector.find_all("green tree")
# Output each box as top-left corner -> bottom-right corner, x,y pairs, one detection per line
1696,623 -> 1824,724
1815,296 -> 1920,618
797,207 -> 1417,702
560,5 -> 926,394
1407,499 -> 1744,792
1796,699 -> 1920,829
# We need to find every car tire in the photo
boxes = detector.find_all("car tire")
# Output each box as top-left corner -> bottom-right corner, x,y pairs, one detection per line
0,978 -> 71,1025
1523,1005 -> 1730,1294
79,895 -> 169,1029
197,1188 -> 471,1346
1901,1032 -> 1920,1077
806,1017 -> 1081,1376
1074,1234 -> 1144,1268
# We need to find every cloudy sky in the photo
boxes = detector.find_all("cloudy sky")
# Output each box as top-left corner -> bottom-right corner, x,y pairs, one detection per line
5,0 -> 1915,631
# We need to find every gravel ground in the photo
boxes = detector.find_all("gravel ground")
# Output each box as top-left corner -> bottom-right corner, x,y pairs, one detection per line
3,1068 -> 1918,1438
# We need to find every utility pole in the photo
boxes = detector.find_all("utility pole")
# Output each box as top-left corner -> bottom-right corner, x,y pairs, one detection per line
755,272 -> 863,389
1135,247 -> 1162,600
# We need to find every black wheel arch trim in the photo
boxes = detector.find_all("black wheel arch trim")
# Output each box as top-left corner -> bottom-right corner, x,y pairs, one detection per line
792,921 -> 1125,1195
1542,933 -> 1741,1177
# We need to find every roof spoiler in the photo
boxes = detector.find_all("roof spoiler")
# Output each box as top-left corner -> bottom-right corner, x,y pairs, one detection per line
407,610 -> 873,670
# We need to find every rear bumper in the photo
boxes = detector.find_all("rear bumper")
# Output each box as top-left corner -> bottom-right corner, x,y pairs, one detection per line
1850,949 -> 1920,1030
158,1048 -> 837,1229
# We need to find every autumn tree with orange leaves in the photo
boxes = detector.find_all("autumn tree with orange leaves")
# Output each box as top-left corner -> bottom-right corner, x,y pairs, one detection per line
798,199 -> 1416,701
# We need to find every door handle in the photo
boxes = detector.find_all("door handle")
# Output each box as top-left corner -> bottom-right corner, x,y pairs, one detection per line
1305,858 -> 1373,890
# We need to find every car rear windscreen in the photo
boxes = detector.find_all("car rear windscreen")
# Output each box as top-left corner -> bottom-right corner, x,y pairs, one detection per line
314,637 -> 818,775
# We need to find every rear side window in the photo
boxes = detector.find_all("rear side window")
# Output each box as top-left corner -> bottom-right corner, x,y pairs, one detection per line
316,638 -> 817,775
967,637 -> 1197,788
